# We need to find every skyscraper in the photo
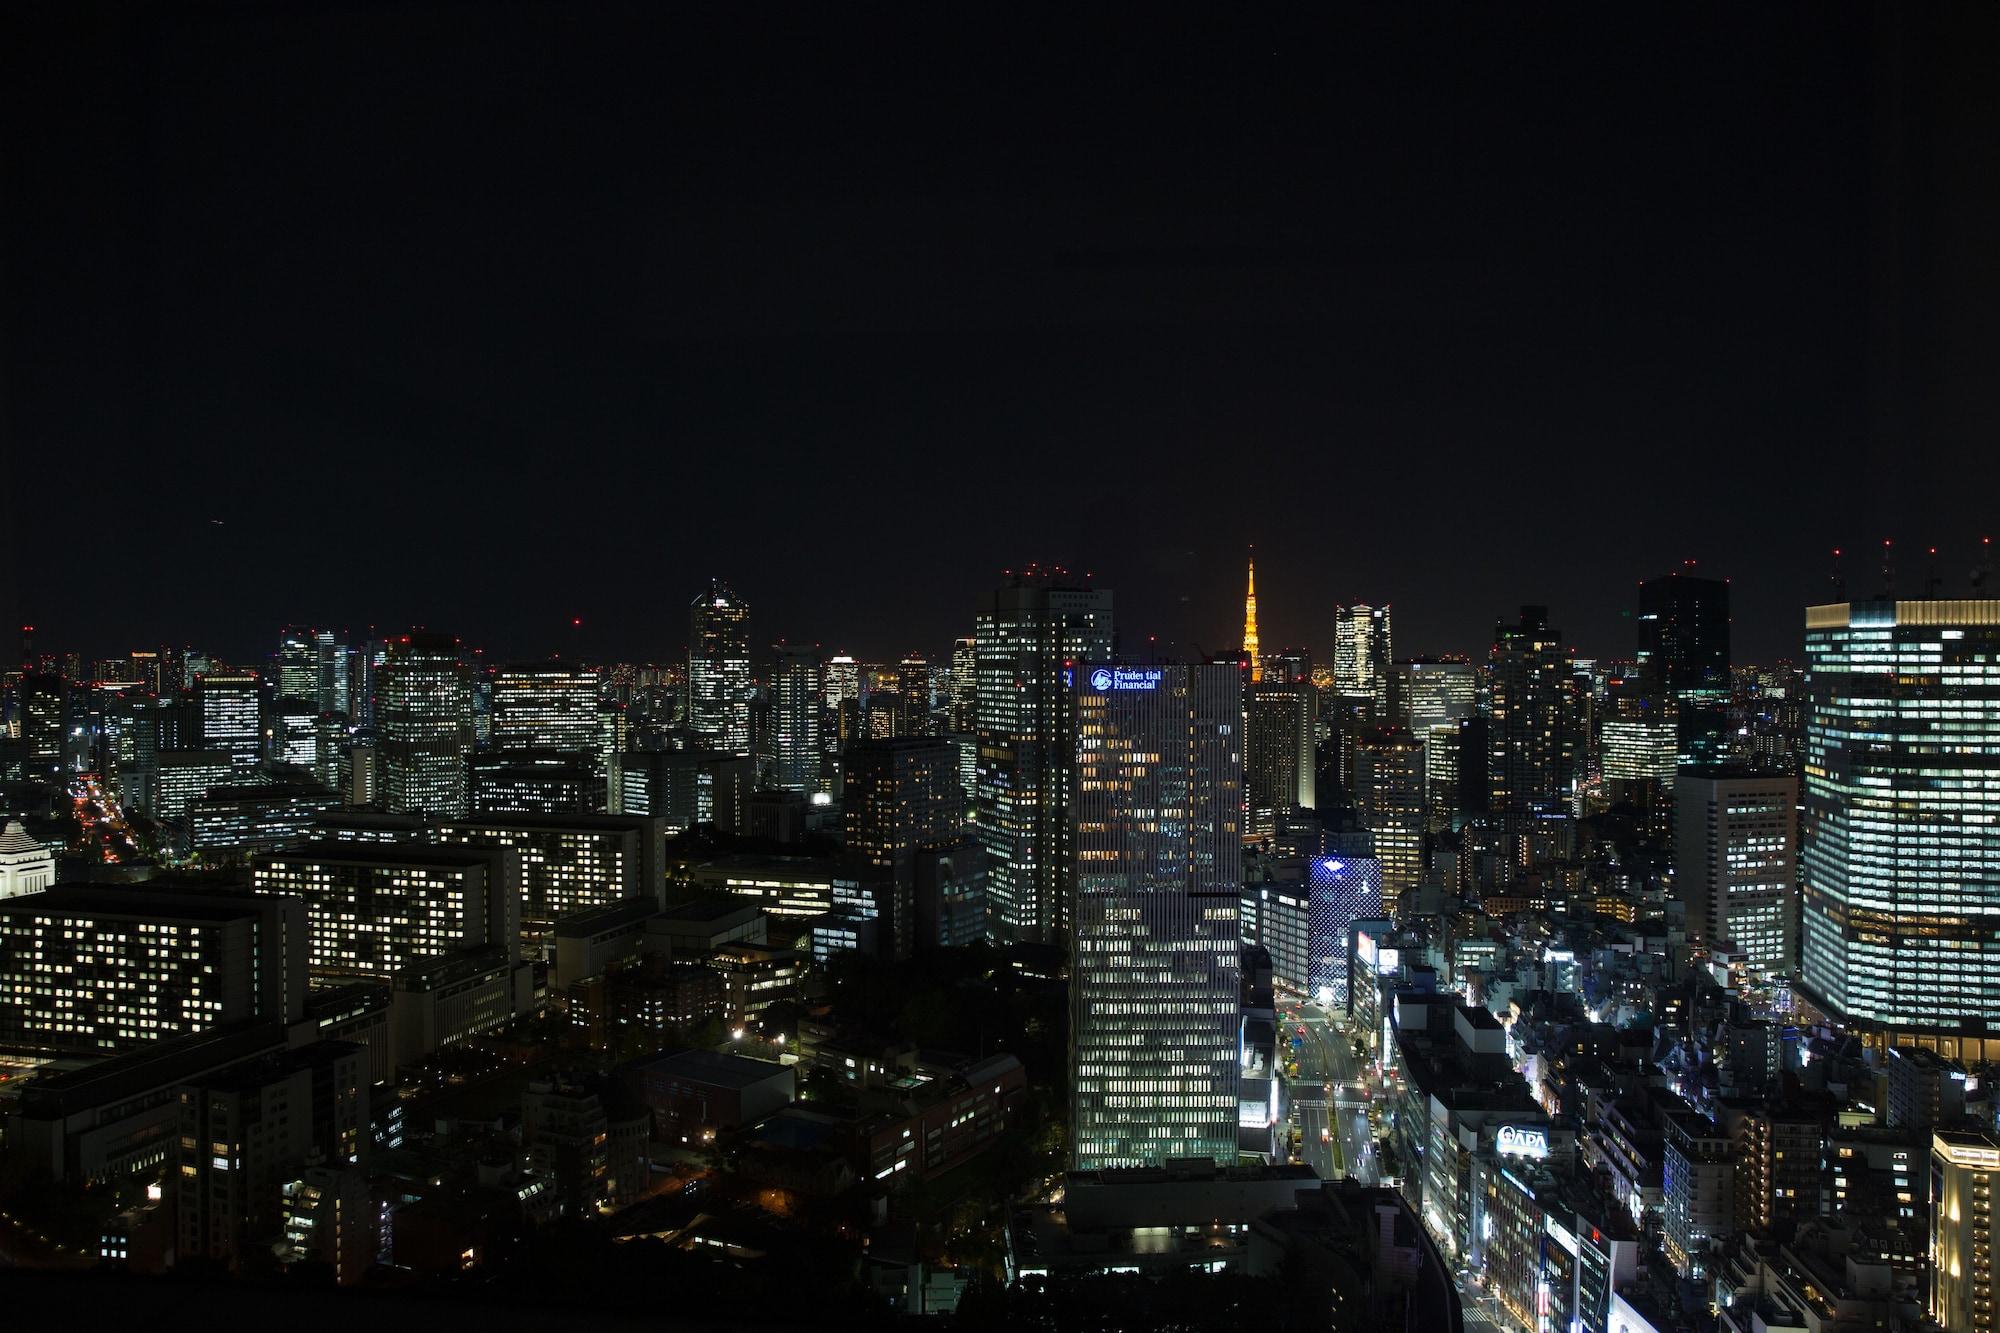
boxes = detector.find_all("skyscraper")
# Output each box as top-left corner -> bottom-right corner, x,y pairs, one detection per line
491,661 -> 601,755
197,671 -> 264,768
1488,606 -> 1571,822
688,581 -> 752,757
769,644 -> 823,794
973,574 -> 1113,942
843,736 -> 965,957
1244,679 -> 1315,838
1800,597 -> 2000,1059
1637,569 -> 1731,767
1333,603 -> 1392,711
1070,662 -> 1242,1170
276,627 -> 318,703
1242,554 -> 1262,681
1675,769 -> 1797,977
377,634 -> 474,818
948,636 -> 977,734
314,629 -> 351,716
1353,727 -> 1425,904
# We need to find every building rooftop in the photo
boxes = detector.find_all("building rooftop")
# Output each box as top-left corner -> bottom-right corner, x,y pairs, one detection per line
256,840 -> 502,869
658,894 -> 764,924
630,1048 -> 791,1090
0,820 -> 50,856
16,1023 -> 289,1117
554,897 -> 661,938
0,884 -> 278,924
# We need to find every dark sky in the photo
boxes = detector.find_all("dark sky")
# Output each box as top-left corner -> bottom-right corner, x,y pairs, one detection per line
5,4 -> 1997,670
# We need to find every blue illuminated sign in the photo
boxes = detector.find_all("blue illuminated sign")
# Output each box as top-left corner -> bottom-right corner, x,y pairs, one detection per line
1086,666 -> 1163,692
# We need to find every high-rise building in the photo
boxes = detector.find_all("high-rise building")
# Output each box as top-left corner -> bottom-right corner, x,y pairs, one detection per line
1800,598 -> 2000,1058
1932,1130 -> 2000,1333
1675,769 -> 1796,976
276,627 -> 319,704
1243,555 -> 1262,682
974,575 -> 1113,942
1333,604 -> 1392,711
491,661 -> 601,756
19,673 -> 65,779
769,645 -> 822,794
197,671 -> 263,768
688,580 -> 752,757
1307,854 -> 1383,1009
1070,662 -> 1242,1170
948,636 -> 977,734
843,736 -> 966,957
1488,606 -> 1571,822
377,634 -> 473,818
314,629 -> 350,716
0,886 -> 308,1054
1352,727 -> 1425,905
1244,680 -> 1316,839
1638,569 -> 1731,767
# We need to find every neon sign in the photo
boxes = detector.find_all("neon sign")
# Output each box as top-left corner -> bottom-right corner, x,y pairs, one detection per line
1497,1124 -> 1550,1159
1086,666 -> 1162,692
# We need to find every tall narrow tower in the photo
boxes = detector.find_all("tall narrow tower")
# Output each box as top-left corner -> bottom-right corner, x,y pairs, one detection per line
1242,554 -> 1262,682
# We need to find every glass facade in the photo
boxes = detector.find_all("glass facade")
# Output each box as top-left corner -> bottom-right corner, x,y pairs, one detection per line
378,635 -> 474,818
1800,599 -> 2000,1034
972,579 -> 1112,942
1070,662 -> 1242,1170
688,581 -> 752,757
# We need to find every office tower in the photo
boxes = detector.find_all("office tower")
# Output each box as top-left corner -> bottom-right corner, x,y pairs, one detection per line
1243,679 -> 1316,839
843,736 -> 965,957
1389,657 -> 1476,732
377,633 -> 473,818
274,696 -> 319,770
436,813 -> 666,944
1333,603 -> 1392,711
769,645 -> 822,793
313,713 -> 349,795
688,580 -> 752,757
176,1041 -> 369,1270
154,750 -> 237,823
492,661 -> 601,756
313,629 -> 350,716
896,654 -> 934,737
128,649 -> 165,694
276,626 -> 318,703
1307,854 -> 1383,1008
1352,727 -> 1425,905
948,636 -> 977,733
1638,569 -> 1730,767
0,887 -> 308,1054
1800,597 -> 2000,1057
1243,554 -> 1262,681
1674,769 -> 1796,975
1932,1130 -> 2000,1333
189,785 -> 342,859
974,575 -> 1113,942
252,841 -> 519,980
1488,606 -> 1571,821
1070,661 -> 1242,1170
21,673 -> 65,778
470,664 -> 495,747
470,751 -> 599,814
196,671 -> 263,768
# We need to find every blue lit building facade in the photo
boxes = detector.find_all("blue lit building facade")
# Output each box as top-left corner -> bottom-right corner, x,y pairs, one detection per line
1308,854 -> 1384,1009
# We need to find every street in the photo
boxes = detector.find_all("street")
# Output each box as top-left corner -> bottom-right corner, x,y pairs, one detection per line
1283,999 -> 1377,1186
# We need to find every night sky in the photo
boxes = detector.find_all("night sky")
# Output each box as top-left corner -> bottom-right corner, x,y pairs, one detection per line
5,4 -> 1997,669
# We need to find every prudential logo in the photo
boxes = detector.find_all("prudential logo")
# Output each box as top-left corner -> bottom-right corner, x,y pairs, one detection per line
1088,668 -> 1114,692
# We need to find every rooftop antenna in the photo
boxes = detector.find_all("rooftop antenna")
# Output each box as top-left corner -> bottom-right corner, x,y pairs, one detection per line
1879,539 -> 1895,599
1830,548 -> 1846,602
1926,548 -> 1942,599
1975,538 -> 1994,594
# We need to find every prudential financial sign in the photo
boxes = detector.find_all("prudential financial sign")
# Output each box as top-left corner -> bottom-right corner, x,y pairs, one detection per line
1087,667 -> 1162,692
